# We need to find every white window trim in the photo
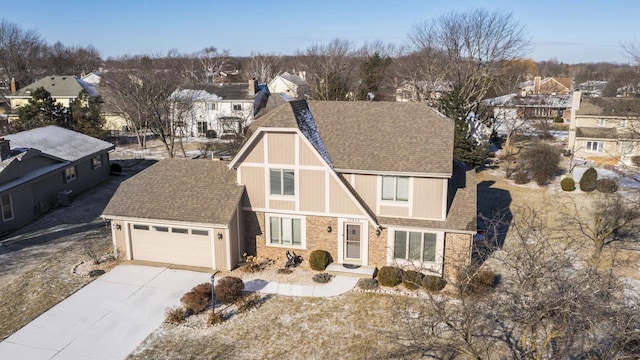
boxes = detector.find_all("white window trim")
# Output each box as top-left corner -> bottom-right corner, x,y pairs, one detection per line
337,218 -> 369,265
1,193 -> 14,221
586,141 -> 605,153
65,166 -> 77,182
265,213 -> 306,249
269,168 -> 295,197
387,228 -> 444,274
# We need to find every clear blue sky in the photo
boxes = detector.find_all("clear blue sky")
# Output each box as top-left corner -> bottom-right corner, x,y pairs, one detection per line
4,0 -> 638,64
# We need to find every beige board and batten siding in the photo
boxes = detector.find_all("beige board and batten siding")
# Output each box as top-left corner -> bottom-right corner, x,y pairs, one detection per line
412,177 -> 446,220
241,132 -> 265,163
379,205 -> 409,217
352,174 -> 377,210
240,166 -> 265,208
299,169 -> 325,212
329,175 -> 362,215
267,132 -> 295,165
299,138 -> 324,166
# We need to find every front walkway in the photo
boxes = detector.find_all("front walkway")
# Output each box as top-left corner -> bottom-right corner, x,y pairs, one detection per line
244,275 -> 359,297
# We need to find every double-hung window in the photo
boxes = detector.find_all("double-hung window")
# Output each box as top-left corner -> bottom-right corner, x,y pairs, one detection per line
64,166 -> 77,182
382,176 -> 409,201
197,121 -> 208,135
270,169 -> 295,196
586,141 -> 604,153
92,155 -> 102,169
207,102 -> 216,111
232,103 -> 242,111
393,230 -> 437,263
269,216 -> 302,246
1,194 -> 13,221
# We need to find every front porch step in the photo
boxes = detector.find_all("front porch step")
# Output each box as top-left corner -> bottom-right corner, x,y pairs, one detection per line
326,263 -> 376,279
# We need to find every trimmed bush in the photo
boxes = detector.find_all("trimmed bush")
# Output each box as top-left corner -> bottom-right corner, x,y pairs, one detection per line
192,282 -> 212,297
553,117 -> 564,123
164,306 -> 187,324
214,276 -> 244,304
579,167 -> 598,192
377,266 -> 403,287
560,177 -> 576,191
632,155 -> 640,167
518,142 -> 561,185
357,278 -> 378,290
312,272 -> 333,283
597,178 -> 618,193
422,275 -> 446,292
180,291 -> 209,314
309,250 -> 331,271
402,270 -> 424,290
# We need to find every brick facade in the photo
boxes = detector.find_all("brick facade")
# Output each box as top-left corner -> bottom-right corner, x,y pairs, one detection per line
442,232 -> 473,282
368,226 -> 388,268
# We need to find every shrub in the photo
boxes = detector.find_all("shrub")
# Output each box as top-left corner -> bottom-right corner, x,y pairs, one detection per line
597,178 -> 618,193
309,250 -> 331,271
579,167 -> 598,192
465,269 -> 496,296
237,293 -> 262,313
214,276 -> 244,304
377,266 -> 403,287
180,290 -> 209,314
513,171 -> 530,184
632,155 -> 640,167
312,272 -> 333,283
192,282 -> 212,298
110,163 -> 122,174
422,275 -> 446,292
518,142 -> 561,185
164,306 -> 187,324
553,117 -> 564,123
560,177 -> 576,191
357,278 -> 378,290
402,270 -> 424,290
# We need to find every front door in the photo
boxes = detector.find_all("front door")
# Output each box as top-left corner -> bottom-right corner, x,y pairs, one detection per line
344,223 -> 361,263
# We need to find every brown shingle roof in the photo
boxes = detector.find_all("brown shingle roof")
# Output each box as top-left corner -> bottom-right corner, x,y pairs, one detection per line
103,159 -> 243,225
186,83 -> 255,100
576,97 -> 640,116
379,161 -> 476,232
575,127 -> 618,139
253,101 -> 454,175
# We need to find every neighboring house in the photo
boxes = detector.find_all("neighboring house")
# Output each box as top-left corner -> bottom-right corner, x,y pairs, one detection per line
616,83 -> 640,98
6,75 -> 100,111
486,92 -> 580,122
1,126 -> 114,233
174,79 -> 269,138
568,97 -> 640,165
103,100 -> 477,281
577,80 -> 607,98
517,76 -> 572,96
267,72 -> 310,100
80,72 -> 129,132
395,80 -> 451,104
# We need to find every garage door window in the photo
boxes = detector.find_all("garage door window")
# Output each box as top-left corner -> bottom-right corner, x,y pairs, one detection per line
192,229 -> 209,236
153,226 -> 169,232
133,224 -> 149,230
172,228 -> 188,234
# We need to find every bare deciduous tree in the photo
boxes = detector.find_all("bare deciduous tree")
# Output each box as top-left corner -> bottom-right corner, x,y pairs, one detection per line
296,38 -> 356,100
248,52 -> 281,83
0,19 -> 46,87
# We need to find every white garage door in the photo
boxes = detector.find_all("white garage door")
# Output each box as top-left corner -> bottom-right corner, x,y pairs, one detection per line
129,224 -> 214,268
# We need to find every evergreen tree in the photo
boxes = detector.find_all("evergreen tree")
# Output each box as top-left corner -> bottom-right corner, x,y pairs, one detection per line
356,52 -> 392,100
14,87 -> 69,131
69,89 -> 105,138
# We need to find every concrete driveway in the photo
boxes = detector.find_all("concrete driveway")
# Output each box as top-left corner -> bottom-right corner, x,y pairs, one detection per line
0,265 -> 212,360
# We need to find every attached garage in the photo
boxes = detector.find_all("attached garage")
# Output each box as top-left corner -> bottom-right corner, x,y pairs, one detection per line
129,224 -> 214,268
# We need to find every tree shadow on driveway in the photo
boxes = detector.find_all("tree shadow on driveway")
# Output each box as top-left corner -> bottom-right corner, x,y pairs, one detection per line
475,180 -> 513,263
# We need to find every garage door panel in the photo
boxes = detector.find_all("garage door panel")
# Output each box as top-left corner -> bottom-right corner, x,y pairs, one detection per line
130,226 -> 213,268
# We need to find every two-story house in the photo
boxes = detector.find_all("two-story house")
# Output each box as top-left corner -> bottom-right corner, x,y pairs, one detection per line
103,100 -> 476,281
175,79 -> 269,138
267,72 -> 309,100
568,97 -> 640,164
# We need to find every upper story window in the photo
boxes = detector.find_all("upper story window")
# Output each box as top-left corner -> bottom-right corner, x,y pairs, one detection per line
1,194 -> 13,221
232,103 -> 242,111
586,141 -> 604,152
91,155 -> 102,169
382,176 -> 409,201
620,119 -> 627,128
64,166 -> 77,182
599,119 -> 606,127
207,102 -> 216,111
270,169 -> 295,196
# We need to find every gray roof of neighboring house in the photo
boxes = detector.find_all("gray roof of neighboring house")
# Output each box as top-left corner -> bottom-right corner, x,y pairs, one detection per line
379,161 -> 477,232
486,94 -> 572,108
278,72 -> 308,86
5,126 -> 114,162
103,159 -> 244,225
575,127 -> 618,139
253,100 -> 454,175
576,97 -> 640,116
9,75 -> 99,98
184,83 -> 256,101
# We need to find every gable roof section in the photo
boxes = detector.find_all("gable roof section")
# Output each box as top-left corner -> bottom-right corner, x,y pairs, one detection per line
290,100 -> 333,167
5,126 -> 114,162
576,97 -> 640,117
183,83 -> 256,101
10,75 -> 93,98
103,159 -> 244,225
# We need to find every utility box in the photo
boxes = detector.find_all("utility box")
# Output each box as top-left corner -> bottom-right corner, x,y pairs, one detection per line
58,190 -> 73,207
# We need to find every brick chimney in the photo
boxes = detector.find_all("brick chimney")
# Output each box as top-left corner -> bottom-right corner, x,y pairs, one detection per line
534,76 -> 541,94
0,138 -> 10,160
10,78 -> 16,94
248,78 -> 257,94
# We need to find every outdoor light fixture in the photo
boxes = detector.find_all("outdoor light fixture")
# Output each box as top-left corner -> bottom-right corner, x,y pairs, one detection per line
327,226 -> 332,233
115,224 -> 121,230
217,233 -> 223,240
375,228 -> 381,236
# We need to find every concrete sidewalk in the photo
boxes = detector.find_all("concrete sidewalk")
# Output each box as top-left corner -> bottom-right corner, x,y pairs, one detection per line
244,275 -> 359,297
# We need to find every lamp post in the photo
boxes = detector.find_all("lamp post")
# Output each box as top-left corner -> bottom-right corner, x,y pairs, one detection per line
210,270 -> 219,313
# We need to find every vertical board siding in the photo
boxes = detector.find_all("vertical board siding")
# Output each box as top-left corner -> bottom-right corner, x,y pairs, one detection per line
412,177 -> 445,220
329,176 -> 361,215
239,167 -> 265,208
352,174 -> 377,212
242,133 -> 265,163
299,169 -> 325,212
267,133 -> 295,165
